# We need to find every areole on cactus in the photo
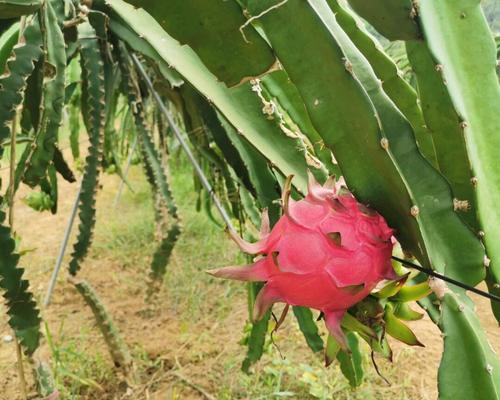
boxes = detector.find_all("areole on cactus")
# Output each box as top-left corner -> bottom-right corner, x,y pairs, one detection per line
208,173 -> 398,350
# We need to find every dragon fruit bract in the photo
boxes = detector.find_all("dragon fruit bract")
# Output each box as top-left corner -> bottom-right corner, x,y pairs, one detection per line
209,173 -> 396,349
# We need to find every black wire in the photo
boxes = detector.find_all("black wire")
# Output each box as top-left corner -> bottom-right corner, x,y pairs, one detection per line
392,256 -> 500,303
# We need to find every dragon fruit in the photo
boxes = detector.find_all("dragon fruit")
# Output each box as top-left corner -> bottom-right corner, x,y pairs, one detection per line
208,173 -> 396,350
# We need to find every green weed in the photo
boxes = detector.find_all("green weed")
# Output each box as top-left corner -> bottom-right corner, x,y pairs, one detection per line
45,321 -> 114,399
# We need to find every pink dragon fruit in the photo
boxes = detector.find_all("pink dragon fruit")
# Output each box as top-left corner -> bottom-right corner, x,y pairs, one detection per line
208,173 -> 396,349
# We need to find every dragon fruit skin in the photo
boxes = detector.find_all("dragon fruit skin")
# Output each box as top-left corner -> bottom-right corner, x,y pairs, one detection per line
209,173 -> 396,350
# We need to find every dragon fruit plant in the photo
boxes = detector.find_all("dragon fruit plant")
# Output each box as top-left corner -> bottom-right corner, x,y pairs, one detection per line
210,174 -> 402,351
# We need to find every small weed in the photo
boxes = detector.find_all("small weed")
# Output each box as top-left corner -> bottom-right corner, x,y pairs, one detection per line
45,321 -> 114,399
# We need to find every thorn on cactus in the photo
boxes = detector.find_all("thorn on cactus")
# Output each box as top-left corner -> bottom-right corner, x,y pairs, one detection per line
343,59 -> 353,74
453,198 -> 470,212
210,172 -> 399,357
484,256 -> 491,267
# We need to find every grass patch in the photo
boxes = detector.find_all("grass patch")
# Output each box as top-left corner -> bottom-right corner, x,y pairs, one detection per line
91,168 -> 156,269
214,345 -> 416,399
45,321 -> 115,399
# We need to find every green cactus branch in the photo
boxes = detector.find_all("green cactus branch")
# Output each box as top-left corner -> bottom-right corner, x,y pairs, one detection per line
0,0 -> 41,19
419,0 -> 500,321
346,0 -> 420,41
122,0 -> 276,87
406,41 -> 479,232
23,0 -> 66,187
0,206 -> 41,354
73,279 -> 133,372
327,0 -> 438,169
0,15 -> 42,156
69,22 -> 105,276
438,291 -> 500,400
